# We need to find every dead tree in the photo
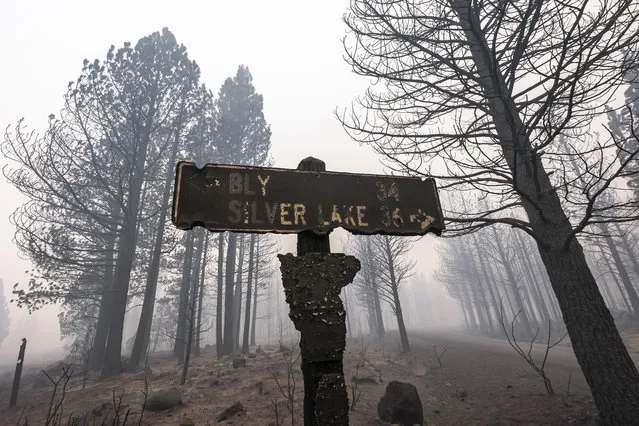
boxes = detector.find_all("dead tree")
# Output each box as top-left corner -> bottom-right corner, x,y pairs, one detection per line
342,1 -> 639,421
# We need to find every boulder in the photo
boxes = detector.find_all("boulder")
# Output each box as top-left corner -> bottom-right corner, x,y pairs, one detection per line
377,381 -> 424,426
232,358 -> 246,368
146,387 -> 182,411
216,401 -> 244,422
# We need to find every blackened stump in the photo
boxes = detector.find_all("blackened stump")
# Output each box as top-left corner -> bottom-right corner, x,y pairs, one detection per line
278,253 -> 360,426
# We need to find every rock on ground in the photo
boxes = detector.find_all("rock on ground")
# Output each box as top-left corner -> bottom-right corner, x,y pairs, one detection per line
216,401 -> 244,422
378,380 -> 424,426
146,387 -> 182,411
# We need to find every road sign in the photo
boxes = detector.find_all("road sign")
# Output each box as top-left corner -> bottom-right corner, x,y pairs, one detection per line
172,162 -> 444,236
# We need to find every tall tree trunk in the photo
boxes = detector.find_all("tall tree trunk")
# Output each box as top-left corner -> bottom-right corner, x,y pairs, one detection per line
195,232 -> 209,357
599,243 -> 632,312
242,235 -> 256,353
233,236 -> 246,351
462,246 -> 490,332
129,129 -> 181,370
616,223 -> 639,280
532,254 -> 562,320
366,288 -> 379,336
461,277 -> 478,330
383,237 -> 410,351
344,286 -> 352,337
589,248 -> 621,311
491,227 -> 534,338
392,287 -> 410,352
514,231 -> 553,323
367,239 -> 385,338
452,2 -> 639,420
371,271 -> 386,338
601,223 -> 639,314
173,232 -> 194,363
222,233 -> 238,356
472,233 -> 501,330
181,230 -> 204,385
250,237 -> 260,346
102,120 -> 153,378
216,233 -> 225,358
88,229 -> 116,371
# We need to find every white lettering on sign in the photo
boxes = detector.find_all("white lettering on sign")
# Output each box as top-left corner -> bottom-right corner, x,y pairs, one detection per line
222,172 -> 434,230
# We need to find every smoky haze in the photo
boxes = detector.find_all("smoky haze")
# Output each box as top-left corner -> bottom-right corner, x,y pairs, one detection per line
1,0 -> 638,424
0,0 -> 455,365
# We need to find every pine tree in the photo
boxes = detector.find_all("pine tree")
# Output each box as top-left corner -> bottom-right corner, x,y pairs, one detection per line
212,65 -> 271,356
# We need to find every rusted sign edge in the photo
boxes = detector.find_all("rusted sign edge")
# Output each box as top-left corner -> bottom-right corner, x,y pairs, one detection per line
171,161 -> 446,236
177,161 -> 437,182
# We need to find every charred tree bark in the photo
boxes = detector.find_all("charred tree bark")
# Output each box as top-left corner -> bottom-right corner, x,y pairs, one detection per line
491,227 -> 534,338
452,2 -> 639,421
181,230 -> 204,384
129,129 -> 181,370
88,228 -> 116,371
472,233 -> 501,330
382,237 -> 410,352
216,232 -> 225,358
601,223 -> 639,315
599,242 -> 632,312
174,232 -> 194,363
222,233 -> 238,356
195,232 -> 209,357
514,231 -> 553,323
616,223 -> 639,280
241,235 -> 256,354
367,239 -> 386,339
462,246 -> 490,333
233,235 -> 246,351
250,236 -> 260,346
102,113 -> 153,378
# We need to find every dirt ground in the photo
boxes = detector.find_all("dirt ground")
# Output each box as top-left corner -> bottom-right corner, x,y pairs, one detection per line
0,329 -> 638,425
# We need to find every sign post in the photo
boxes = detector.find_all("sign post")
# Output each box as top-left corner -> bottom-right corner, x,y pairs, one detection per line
9,338 -> 26,408
172,157 -> 443,425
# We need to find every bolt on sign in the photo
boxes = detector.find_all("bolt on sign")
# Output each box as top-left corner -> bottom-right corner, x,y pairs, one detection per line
172,162 -> 444,236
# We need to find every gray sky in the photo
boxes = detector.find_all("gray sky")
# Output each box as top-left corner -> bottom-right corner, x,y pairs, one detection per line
0,0 -> 448,361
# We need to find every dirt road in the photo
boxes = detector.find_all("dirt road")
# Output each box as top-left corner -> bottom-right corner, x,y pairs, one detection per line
1,328 -> 637,425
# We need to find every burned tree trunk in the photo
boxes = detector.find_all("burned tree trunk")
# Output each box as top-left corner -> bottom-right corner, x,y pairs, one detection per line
601,223 -> 639,315
216,232 -> 225,358
174,232 -> 195,364
367,240 -> 386,339
491,227 -> 534,338
129,131 -> 181,370
102,124 -> 152,378
195,233 -> 209,357
452,2 -> 639,420
88,229 -> 116,371
222,233 -> 238,356
250,236 -> 260,346
233,235 -> 246,351
242,235 -> 256,354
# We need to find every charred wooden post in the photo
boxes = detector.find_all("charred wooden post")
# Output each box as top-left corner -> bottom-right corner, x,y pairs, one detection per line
279,253 -> 360,426
276,157 -> 357,425
9,338 -> 26,408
